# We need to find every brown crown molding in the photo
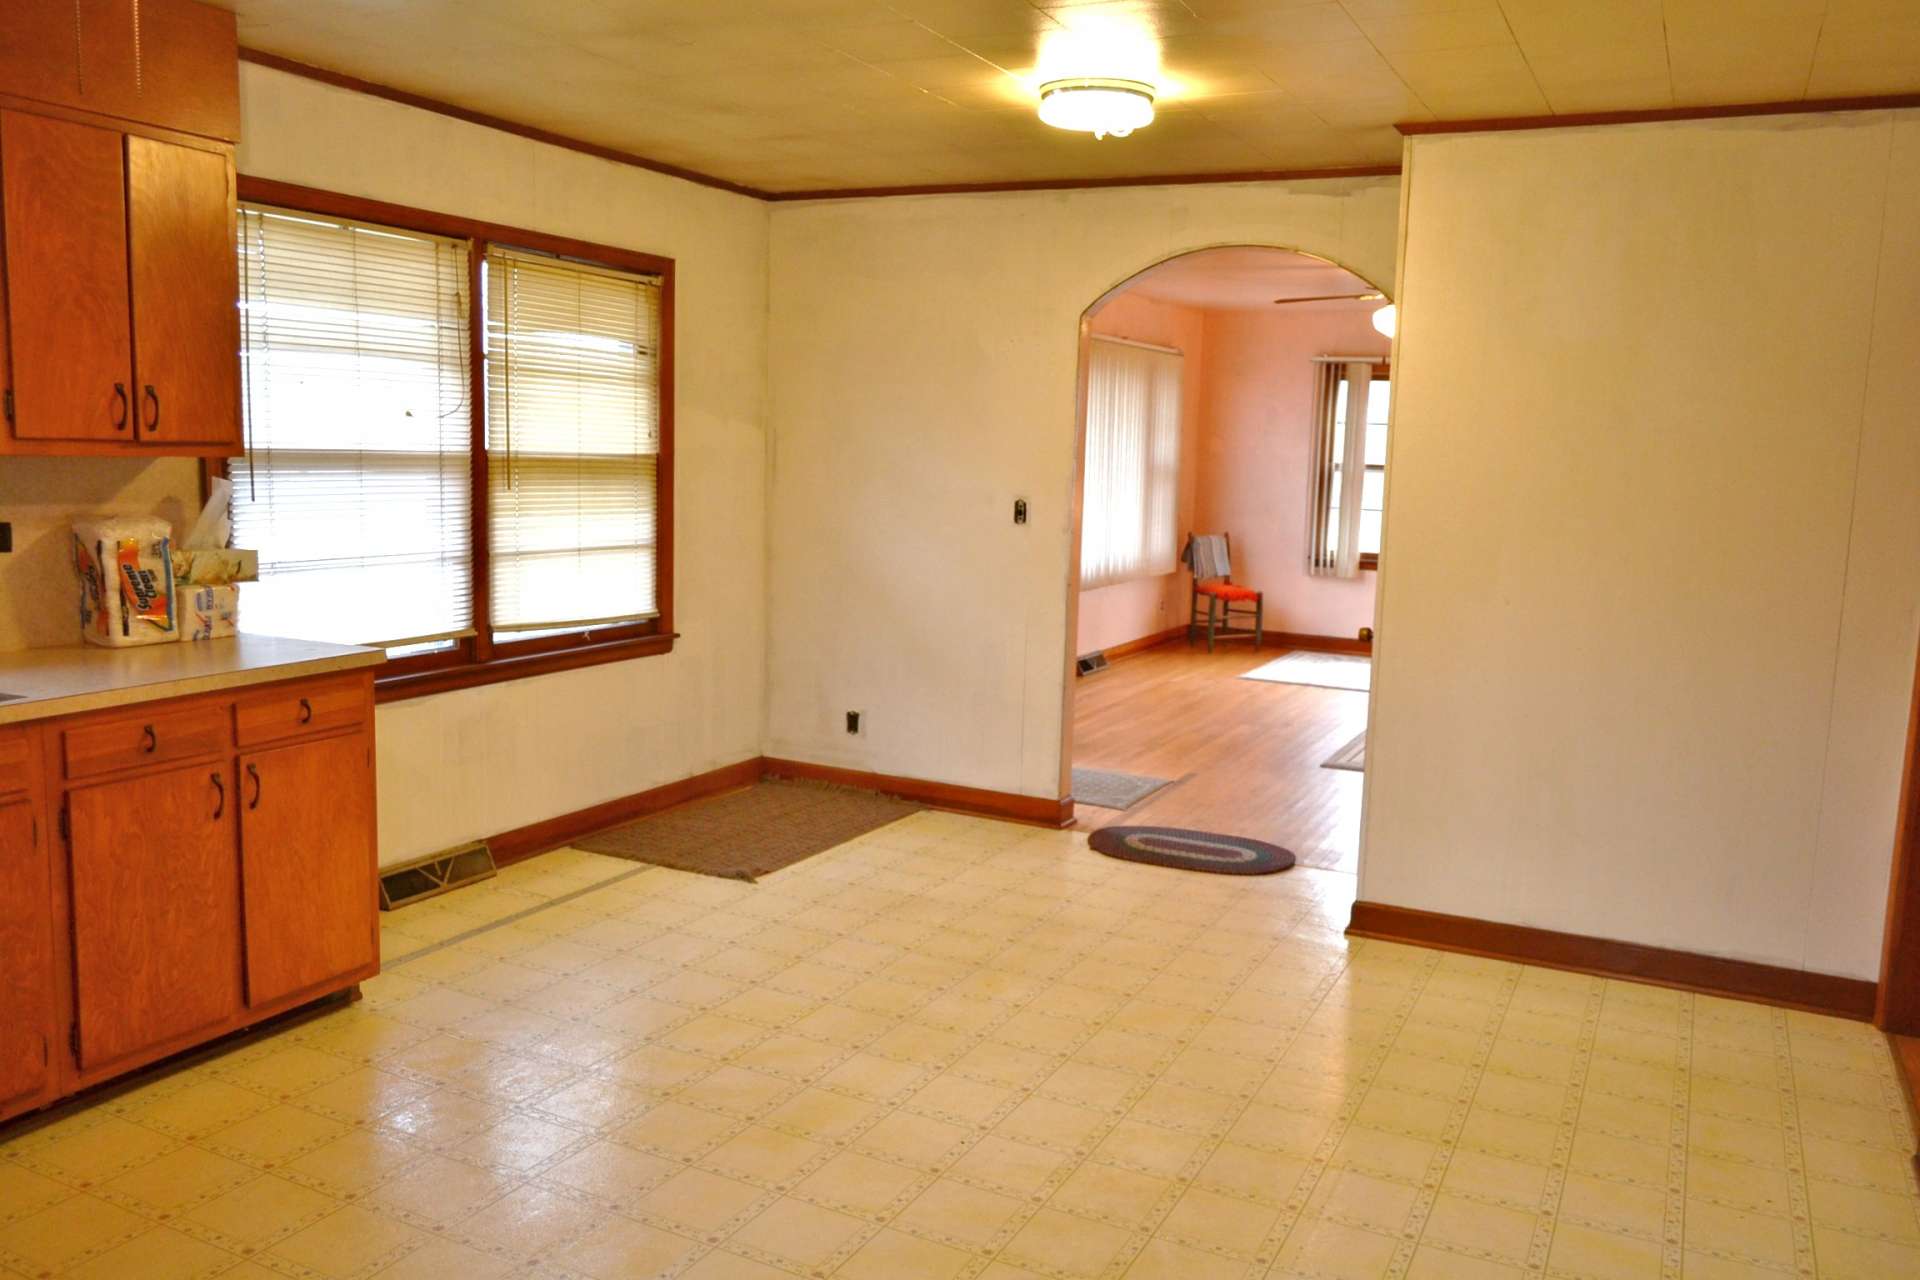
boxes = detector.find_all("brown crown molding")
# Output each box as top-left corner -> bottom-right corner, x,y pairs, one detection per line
1349,900 -> 1878,1021
238,48 -> 772,199
1398,92 -> 1920,138
763,164 -> 1402,202
241,49 -> 1398,202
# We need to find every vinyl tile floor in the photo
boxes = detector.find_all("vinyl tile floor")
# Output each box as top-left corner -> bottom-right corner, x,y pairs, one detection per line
3,812 -> 1918,1279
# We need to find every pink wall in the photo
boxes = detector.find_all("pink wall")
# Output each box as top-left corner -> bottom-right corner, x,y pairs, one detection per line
1196,307 -> 1389,639
1075,293 -> 1206,655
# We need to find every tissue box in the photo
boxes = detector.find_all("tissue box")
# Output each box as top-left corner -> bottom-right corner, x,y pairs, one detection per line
184,585 -> 239,641
73,518 -> 178,647
172,548 -> 258,586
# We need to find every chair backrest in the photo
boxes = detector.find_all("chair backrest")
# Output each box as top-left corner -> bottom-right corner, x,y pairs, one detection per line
1185,533 -> 1233,581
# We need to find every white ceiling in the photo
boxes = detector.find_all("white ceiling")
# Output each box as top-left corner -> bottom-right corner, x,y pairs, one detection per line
1123,246 -> 1381,310
221,1 -> 1920,194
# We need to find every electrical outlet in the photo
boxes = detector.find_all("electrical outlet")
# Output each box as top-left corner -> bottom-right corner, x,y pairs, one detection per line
845,710 -> 861,735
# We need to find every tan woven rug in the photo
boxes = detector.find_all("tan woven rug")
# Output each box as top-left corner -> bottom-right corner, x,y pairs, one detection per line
573,779 -> 922,881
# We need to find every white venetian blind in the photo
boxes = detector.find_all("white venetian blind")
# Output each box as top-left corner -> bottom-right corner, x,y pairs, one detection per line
1080,337 -> 1183,590
485,246 -> 662,635
233,205 -> 474,649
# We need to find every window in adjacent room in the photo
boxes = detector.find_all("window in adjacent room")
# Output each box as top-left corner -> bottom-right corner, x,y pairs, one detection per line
1309,362 -> 1389,575
1079,336 -> 1183,590
231,188 -> 675,697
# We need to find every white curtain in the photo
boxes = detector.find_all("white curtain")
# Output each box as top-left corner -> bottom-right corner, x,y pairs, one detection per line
1306,360 -> 1372,579
1081,338 -> 1183,590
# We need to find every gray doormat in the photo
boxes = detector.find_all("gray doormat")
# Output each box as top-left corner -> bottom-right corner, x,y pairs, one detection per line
1072,767 -> 1175,811
1321,732 -> 1367,772
1089,826 -> 1296,875
574,780 -> 921,881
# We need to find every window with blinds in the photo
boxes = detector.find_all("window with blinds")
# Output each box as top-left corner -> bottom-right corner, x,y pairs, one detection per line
485,246 -> 662,638
1080,337 -> 1183,591
233,204 -> 473,650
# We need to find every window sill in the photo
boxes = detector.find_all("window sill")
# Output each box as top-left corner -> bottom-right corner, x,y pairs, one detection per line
1359,554 -> 1380,571
374,632 -> 677,703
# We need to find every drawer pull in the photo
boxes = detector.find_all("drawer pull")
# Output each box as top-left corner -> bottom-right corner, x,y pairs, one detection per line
141,724 -> 157,753
142,384 -> 160,431
111,382 -> 128,430
211,771 -> 224,820
246,762 -> 261,810
298,697 -> 313,724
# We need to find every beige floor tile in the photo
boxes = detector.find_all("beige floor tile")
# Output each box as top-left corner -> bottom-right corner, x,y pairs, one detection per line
448,1182 -> 603,1260
262,1204 -> 429,1278
550,1214 -> 708,1279
94,1143 -> 256,1217
61,1223 -> 239,1280
728,1195 -> 872,1271
892,1177 -> 1032,1251
835,1225 -> 974,1278
0,1193 -> 150,1273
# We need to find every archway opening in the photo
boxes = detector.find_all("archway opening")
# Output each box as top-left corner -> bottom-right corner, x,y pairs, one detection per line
1062,245 -> 1392,878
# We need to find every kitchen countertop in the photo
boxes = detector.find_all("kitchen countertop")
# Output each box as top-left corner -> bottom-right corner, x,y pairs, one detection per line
0,635 -> 386,725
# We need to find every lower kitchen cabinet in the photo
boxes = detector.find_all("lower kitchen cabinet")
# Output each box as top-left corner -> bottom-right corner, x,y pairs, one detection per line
67,759 -> 243,1073
0,666 -> 379,1124
240,732 -> 377,1007
0,784 -> 57,1112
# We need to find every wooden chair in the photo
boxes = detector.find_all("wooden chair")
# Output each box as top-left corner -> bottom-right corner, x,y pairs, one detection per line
1187,533 -> 1263,652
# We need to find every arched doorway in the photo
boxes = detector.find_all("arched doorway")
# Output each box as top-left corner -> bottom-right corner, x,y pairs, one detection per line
1060,245 -> 1395,876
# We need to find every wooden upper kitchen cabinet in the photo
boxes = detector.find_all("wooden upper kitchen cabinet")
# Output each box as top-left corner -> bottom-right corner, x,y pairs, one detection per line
0,0 -> 241,458
0,733 -> 57,1116
127,134 -> 241,445
0,0 -> 240,140
0,111 -> 135,443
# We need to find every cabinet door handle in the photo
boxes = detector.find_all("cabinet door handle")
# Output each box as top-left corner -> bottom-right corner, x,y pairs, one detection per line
211,772 -> 225,819
111,382 -> 128,430
298,697 -> 313,724
142,384 -> 160,431
246,762 -> 261,810
141,724 -> 157,753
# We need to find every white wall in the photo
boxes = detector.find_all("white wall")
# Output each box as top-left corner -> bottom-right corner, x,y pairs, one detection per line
237,66 -> 770,865
1364,111 -> 1920,981
764,178 -> 1401,799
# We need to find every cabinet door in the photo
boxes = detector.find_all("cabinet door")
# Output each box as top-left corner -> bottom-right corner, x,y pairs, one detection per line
0,793 -> 56,1110
240,733 -> 377,1007
127,135 -> 239,448
0,4 -> 85,112
0,111 -> 133,442
69,761 -> 242,1072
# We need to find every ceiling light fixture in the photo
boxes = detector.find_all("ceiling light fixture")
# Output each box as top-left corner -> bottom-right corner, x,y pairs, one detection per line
1037,76 -> 1156,139
1371,304 -> 1397,338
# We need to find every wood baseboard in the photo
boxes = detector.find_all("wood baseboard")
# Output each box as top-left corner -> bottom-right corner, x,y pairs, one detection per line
762,757 -> 1074,828
1262,630 -> 1373,656
488,757 -> 765,866
1098,627 -> 1185,662
1348,901 -> 1877,1021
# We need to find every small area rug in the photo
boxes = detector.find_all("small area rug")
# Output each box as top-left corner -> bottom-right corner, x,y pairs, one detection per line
1072,767 -> 1175,811
1089,826 -> 1296,876
1321,732 -> 1367,772
1240,651 -> 1371,692
575,780 -> 920,881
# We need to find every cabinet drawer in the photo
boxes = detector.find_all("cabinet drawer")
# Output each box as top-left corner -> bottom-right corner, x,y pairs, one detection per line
63,703 -> 230,780
235,678 -> 366,748
0,732 -> 30,796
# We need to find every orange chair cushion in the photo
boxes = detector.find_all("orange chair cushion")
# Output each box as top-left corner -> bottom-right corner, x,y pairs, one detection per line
1196,581 -> 1260,601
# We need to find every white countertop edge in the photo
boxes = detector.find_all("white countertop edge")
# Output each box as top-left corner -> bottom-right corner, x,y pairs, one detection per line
0,636 -> 387,726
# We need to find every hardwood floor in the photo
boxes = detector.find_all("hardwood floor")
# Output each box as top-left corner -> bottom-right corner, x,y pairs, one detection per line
1070,638 -> 1368,873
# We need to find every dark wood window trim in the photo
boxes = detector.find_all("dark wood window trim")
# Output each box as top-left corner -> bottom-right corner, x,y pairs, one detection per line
229,177 -> 676,702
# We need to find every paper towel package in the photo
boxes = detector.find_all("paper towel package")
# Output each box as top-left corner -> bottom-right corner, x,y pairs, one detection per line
73,517 -> 179,646
184,585 -> 240,640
